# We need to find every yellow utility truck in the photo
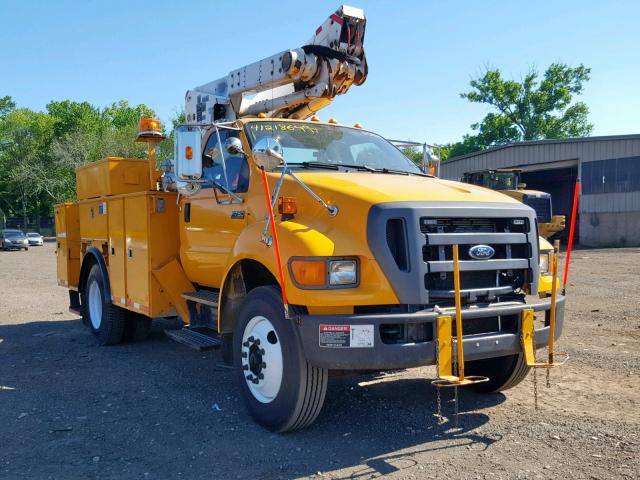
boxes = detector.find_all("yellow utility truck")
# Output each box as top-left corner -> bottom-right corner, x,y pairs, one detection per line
462,169 -> 566,239
56,5 -> 565,432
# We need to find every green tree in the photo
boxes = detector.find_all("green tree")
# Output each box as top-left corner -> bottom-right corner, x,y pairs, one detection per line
0,96 -> 16,117
447,63 -> 593,158
0,98 -> 165,227
400,146 -> 423,166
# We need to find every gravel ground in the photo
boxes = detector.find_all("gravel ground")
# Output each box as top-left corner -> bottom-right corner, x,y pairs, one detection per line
1,243 -> 638,479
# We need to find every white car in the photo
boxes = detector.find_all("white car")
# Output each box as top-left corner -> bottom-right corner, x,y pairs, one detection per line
26,232 -> 44,246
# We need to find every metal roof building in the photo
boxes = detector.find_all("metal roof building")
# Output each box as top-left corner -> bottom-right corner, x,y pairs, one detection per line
440,134 -> 640,247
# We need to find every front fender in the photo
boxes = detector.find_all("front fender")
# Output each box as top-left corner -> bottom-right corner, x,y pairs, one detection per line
224,220 -> 398,308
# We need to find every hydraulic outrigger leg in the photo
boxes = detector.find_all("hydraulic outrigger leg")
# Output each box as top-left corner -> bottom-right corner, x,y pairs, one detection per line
520,239 -> 568,369
432,244 -> 489,388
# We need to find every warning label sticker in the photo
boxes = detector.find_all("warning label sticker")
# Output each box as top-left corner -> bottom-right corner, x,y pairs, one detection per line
319,325 -> 374,348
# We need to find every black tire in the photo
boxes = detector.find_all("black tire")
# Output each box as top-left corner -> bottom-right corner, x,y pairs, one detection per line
221,333 -> 233,365
24,247 -> 28,251
81,263 -> 125,345
233,286 -> 328,433
122,311 -> 152,342
465,353 -> 530,393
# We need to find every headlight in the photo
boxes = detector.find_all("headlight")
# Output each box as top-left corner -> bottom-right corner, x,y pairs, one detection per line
539,251 -> 551,275
289,257 -> 358,288
329,260 -> 357,286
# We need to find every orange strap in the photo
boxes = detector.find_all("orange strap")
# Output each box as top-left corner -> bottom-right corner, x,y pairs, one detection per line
260,168 -> 289,306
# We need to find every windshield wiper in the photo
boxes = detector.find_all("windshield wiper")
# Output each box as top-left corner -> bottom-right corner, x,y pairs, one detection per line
297,161 -> 428,177
299,161 -> 339,170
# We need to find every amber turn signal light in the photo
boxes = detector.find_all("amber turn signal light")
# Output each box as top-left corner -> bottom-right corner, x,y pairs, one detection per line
185,146 -> 193,160
278,197 -> 298,215
290,260 -> 326,287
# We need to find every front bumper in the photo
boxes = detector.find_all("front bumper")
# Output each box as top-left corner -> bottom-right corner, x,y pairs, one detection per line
296,296 -> 565,370
3,241 -> 28,248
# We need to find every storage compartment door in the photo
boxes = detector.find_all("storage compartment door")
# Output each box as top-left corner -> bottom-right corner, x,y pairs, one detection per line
125,196 -> 150,314
56,237 -> 69,287
108,198 -> 126,306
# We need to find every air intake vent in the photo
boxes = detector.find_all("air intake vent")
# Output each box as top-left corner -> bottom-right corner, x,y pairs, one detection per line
386,218 -> 409,271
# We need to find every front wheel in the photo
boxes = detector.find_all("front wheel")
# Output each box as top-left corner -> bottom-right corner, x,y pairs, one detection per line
233,286 -> 328,432
464,353 -> 530,393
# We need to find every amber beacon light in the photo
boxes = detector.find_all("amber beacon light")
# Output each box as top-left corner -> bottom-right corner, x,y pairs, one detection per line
135,117 -> 166,190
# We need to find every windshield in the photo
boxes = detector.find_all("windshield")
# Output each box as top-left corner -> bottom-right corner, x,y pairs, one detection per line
245,121 -> 422,174
3,230 -> 24,236
481,172 -> 518,190
27,233 -> 40,237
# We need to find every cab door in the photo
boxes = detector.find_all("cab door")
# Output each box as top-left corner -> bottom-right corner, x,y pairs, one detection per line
180,127 -> 250,287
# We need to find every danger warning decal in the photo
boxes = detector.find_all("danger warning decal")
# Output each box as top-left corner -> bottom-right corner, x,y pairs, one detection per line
319,325 -> 374,348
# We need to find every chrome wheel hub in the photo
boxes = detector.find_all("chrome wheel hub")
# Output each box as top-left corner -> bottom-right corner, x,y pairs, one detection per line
241,315 -> 283,404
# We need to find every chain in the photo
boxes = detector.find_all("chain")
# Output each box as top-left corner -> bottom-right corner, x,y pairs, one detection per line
453,340 -> 459,428
434,342 -> 443,422
532,331 -> 538,410
546,366 -> 551,388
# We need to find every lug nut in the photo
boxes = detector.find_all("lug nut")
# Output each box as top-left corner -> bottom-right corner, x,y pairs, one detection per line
260,362 -> 266,368
243,365 -> 249,371
248,336 -> 255,342
259,348 -> 265,355
242,341 -> 250,347
258,373 -> 264,380
242,352 -> 247,358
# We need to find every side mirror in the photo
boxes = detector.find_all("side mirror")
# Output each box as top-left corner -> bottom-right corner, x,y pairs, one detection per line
174,125 -> 203,180
251,137 -> 284,171
517,183 -> 527,190
224,137 -> 245,156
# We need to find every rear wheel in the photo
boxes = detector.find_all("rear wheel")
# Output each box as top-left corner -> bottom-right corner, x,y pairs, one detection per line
81,264 -> 125,345
465,353 -> 530,393
233,286 -> 328,432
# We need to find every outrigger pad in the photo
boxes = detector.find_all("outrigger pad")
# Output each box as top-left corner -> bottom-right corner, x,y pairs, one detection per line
520,308 -> 569,368
431,375 -> 490,388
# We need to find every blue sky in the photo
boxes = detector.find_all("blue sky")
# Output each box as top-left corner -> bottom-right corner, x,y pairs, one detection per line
1,0 -> 638,144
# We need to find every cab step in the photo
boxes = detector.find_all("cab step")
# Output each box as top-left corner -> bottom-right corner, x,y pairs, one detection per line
165,328 -> 222,351
181,290 -> 219,307
181,290 -> 219,329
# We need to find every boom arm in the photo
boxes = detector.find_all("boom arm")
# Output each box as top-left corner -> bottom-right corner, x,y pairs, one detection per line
185,5 -> 367,123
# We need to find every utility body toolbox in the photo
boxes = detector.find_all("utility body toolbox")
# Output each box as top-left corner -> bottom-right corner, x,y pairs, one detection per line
54,203 -> 81,289
75,157 -> 151,200
76,191 -> 180,317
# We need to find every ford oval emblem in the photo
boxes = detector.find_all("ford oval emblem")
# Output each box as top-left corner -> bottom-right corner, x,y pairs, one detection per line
469,244 -> 495,260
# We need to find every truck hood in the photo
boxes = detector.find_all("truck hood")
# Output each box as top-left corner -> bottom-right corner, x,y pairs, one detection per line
288,171 -> 522,204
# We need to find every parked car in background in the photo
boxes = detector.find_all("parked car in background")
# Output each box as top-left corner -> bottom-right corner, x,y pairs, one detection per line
26,232 -> 44,246
1,229 -> 29,250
